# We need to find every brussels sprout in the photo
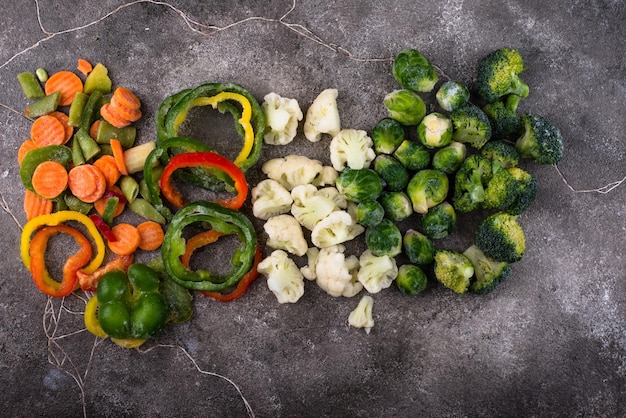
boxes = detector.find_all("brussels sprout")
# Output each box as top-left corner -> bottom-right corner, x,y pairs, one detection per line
383,89 -> 426,126
432,141 -> 466,174
393,140 -> 431,171
365,218 -> 402,257
421,202 -> 457,239
396,264 -> 428,295
392,49 -> 438,93
436,80 -> 470,112
379,191 -> 413,222
336,168 -> 384,203
403,229 -> 435,265
416,112 -> 453,149
356,199 -> 385,227
371,118 -> 405,154
372,154 -> 409,192
406,169 -> 449,214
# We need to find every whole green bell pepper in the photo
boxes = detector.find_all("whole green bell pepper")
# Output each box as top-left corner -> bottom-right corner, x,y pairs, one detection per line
96,263 -> 169,340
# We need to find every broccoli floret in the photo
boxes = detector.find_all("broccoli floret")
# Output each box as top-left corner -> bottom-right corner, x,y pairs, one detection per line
450,104 -> 493,149
481,140 -> 520,168
515,114 -> 564,165
475,212 -> 525,263
433,250 -> 474,294
463,245 -> 512,294
436,80 -> 470,112
452,154 -> 493,213
483,161 -> 520,211
505,167 -> 538,215
393,49 -> 438,93
482,95 -> 523,140
477,47 -> 529,103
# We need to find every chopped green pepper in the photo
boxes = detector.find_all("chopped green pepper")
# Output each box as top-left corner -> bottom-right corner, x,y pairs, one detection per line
20,145 -> 72,192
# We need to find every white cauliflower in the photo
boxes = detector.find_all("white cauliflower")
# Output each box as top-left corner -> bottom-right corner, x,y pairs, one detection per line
310,210 -> 365,248
251,179 -> 293,220
258,250 -> 305,304
329,129 -> 376,171
315,244 -> 362,297
263,214 -> 308,257
300,247 -> 320,281
348,295 -> 374,334
262,155 -> 323,190
311,166 -> 339,187
303,88 -> 341,142
262,92 -> 303,145
290,184 -> 339,231
357,249 -> 398,294
316,186 -> 347,209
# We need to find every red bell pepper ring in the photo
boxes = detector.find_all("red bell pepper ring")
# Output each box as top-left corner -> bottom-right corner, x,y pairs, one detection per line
159,151 -> 248,210
89,213 -> 118,242
29,225 -> 93,297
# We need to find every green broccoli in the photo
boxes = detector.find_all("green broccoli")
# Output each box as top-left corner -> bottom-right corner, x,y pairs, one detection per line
450,104 -> 493,149
475,212 -> 526,263
403,229 -> 435,265
452,154 -> 493,213
433,250 -> 474,294
396,264 -> 428,295
483,161 -> 520,211
392,49 -> 438,93
393,139 -> 431,171
515,114 -> 564,165
480,139 -> 520,168
371,117 -> 405,154
505,167 -> 538,215
477,47 -> 529,103
463,245 -> 512,294
482,94 -> 523,140
432,141 -> 466,174
436,80 -> 470,112
421,202 -> 457,239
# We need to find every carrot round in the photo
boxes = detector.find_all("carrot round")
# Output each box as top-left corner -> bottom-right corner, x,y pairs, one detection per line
110,139 -> 129,175
136,221 -> 164,251
93,154 -> 121,188
100,103 -> 130,129
30,115 -> 66,146
68,164 -> 107,203
31,160 -> 68,199
110,101 -> 142,123
112,87 -> 141,110
23,189 -> 53,220
44,71 -> 83,106
94,186 -> 126,218
89,120 -> 101,140
77,59 -> 93,76
18,139 -> 39,165
107,223 -> 141,256
49,111 -> 73,144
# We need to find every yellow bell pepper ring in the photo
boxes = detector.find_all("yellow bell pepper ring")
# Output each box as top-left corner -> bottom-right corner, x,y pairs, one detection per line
84,295 -> 108,338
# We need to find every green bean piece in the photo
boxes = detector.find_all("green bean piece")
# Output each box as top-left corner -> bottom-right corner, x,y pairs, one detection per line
17,72 -> 45,99
72,141 -> 85,166
102,197 -> 119,225
68,92 -> 89,127
129,198 -> 167,225
64,194 -> 93,214
119,175 -> 139,203
95,120 -> 136,148
25,91 -> 61,118
80,90 -> 103,131
75,128 -> 101,161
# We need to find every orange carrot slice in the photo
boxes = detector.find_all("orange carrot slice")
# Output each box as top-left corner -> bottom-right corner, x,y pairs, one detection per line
94,185 -> 126,218
107,223 -> 141,256
18,139 -> 39,165
30,115 -> 66,146
111,87 -> 141,110
23,189 -> 53,220
67,164 -> 107,203
100,103 -> 130,129
31,160 -> 69,199
77,59 -> 93,76
110,101 -> 142,122
89,120 -> 101,140
136,221 -> 164,251
49,111 -> 73,144
93,154 -> 121,188
109,139 -> 129,175
44,71 -> 83,106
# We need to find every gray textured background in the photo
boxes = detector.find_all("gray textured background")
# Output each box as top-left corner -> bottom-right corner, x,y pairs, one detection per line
1,1 -> 625,416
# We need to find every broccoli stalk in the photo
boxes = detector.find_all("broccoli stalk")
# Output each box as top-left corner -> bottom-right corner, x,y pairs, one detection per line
463,245 -> 512,294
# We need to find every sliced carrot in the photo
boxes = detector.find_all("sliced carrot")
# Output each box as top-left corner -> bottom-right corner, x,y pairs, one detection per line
136,221 -> 164,251
107,223 -> 141,256
110,139 -> 129,175
24,189 -> 53,220
44,71 -> 83,106
77,59 -> 93,76
18,139 -> 39,165
110,101 -> 142,122
77,253 -> 133,291
93,154 -> 121,188
89,120 -> 101,140
49,111 -> 73,144
111,87 -> 141,110
67,164 -> 107,203
31,160 -> 68,199
30,115 -> 66,146
94,186 -> 126,218
100,103 -> 130,129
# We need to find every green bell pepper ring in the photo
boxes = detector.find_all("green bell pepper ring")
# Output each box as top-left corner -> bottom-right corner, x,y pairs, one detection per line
20,145 -> 72,192
161,201 -> 257,292
96,263 -> 169,340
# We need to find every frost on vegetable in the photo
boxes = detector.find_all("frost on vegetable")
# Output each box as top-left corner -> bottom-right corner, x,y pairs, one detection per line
329,128 -> 376,171
348,295 -> 375,334
258,250 -> 305,304
263,214 -> 308,257
357,249 -> 398,294
262,92 -> 303,145
315,244 -> 362,297
303,88 -> 341,142
300,247 -> 320,281
310,210 -> 365,248
251,179 -> 294,220
290,184 -> 339,231
262,155 -> 323,190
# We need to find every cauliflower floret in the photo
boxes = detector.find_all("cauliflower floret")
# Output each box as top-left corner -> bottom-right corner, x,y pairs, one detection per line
262,155 -> 324,190
263,214 -> 308,257
329,128 -> 376,171
312,165 -> 339,187
258,250 -> 305,304
310,210 -> 365,248
300,247 -> 320,281
348,295 -> 374,334
316,186 -> 347,209
251,179 -> 294,220
303,88 -> 341,142
315,244 -> 362,297
262,92 -> 303,145
357,249 -> 398,293
290,184 -> 339,231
